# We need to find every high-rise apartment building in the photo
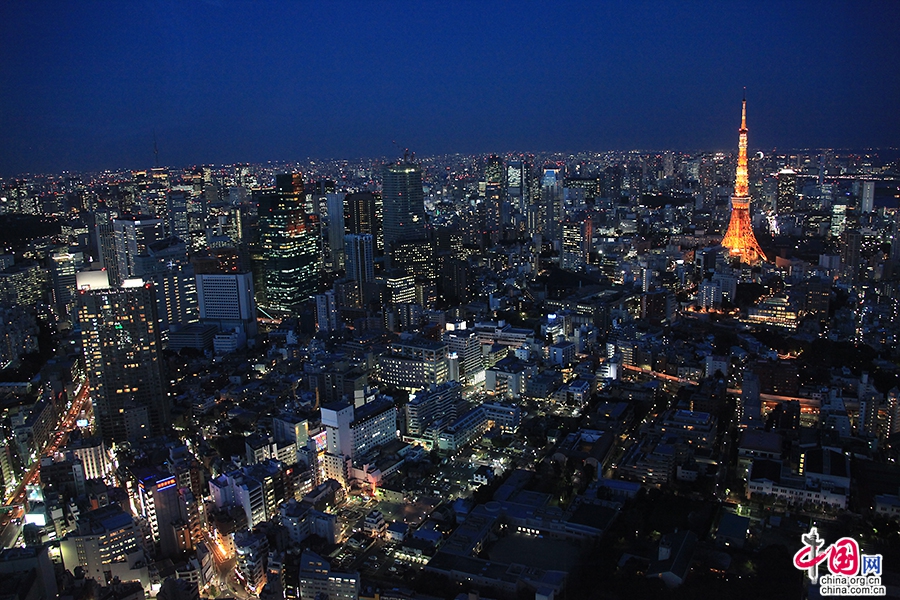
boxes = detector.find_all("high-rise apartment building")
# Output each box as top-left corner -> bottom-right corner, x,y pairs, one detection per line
315,290 -> 338,333
258,174 -> 319,312
94,207 -> 120,284
77,274 -> 169,444
133,237 -> 199,337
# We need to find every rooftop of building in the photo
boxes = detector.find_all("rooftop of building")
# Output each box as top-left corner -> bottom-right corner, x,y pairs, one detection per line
738,429 -> 782,455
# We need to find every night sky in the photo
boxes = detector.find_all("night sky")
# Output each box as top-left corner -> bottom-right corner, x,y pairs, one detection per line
1,1 -> 898,175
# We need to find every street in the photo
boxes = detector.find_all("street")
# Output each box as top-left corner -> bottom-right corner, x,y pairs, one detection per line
0,380 -> 91,549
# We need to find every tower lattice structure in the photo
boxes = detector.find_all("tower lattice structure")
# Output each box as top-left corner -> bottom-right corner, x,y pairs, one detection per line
721,96 -> 767,264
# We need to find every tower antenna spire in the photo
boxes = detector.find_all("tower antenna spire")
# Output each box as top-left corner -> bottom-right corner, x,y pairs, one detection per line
741,88 -> 747,130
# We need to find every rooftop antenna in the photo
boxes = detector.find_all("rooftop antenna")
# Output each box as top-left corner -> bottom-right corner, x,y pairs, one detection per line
153,129 -> 159,167
392,140 -> 415,163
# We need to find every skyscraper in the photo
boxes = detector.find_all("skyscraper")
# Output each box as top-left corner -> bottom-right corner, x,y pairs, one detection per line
77,274 -> 169,444
484,155 -> 503,243
93,207 -> 120,285
344,233 -> 374,286
258,174 -> 319,312
113,215 -> 165,284
721,96 -> 767,264
776,168 -> 797,215
382,162 -> 426,252
841,229 -> 862,282
541,167 -> 563,241
861,180 -> 875,214
166,191 -> 190,241
325,193 -> 346,271
346,191 -> 382,253
49,251 -> 77,320
560,216 -> 593,271
506,160 -> 526,215
132,237 -> 198,337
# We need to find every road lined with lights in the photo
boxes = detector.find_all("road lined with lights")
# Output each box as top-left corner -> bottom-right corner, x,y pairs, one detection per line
0,380 -> 91,548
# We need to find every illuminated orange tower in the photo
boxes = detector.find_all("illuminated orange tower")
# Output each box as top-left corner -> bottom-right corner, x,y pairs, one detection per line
721,94 -> 767,264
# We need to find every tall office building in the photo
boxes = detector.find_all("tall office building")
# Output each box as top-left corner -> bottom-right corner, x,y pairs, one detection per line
49,251 -> 78,320
841,229 -> 862,282
776,168 -> 797,215
196,271 -> 257,338
484,155 -> 503,243
258,174 -> 319,312
560,216 -> 593,271
77,274 -> 169,444
166,191 -> 190,240
346,192 -> 375,235
113,216 -> 165,284
390,237 -> 436,281
325,193 -> 345,271
132,237 -> 199,337
541,167 -> 563,241
134,469 -> 187,559
345,191 -> 382,253
861,180 -> 876,214
94,207 -> 120,284
344,234 -> 374,286
382,162 -> 426,251
506,160 -> 527,215
442,322 -> 483,385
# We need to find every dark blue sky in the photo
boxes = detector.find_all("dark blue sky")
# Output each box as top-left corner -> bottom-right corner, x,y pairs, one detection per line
1,1 -> 898,175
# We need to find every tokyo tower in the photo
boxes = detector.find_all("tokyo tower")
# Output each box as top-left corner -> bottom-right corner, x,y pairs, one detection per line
721,94 -> 767,264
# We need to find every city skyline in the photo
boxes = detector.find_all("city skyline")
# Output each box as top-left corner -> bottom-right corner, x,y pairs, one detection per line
1,2 -> 899,176
3,5 -> 900,600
